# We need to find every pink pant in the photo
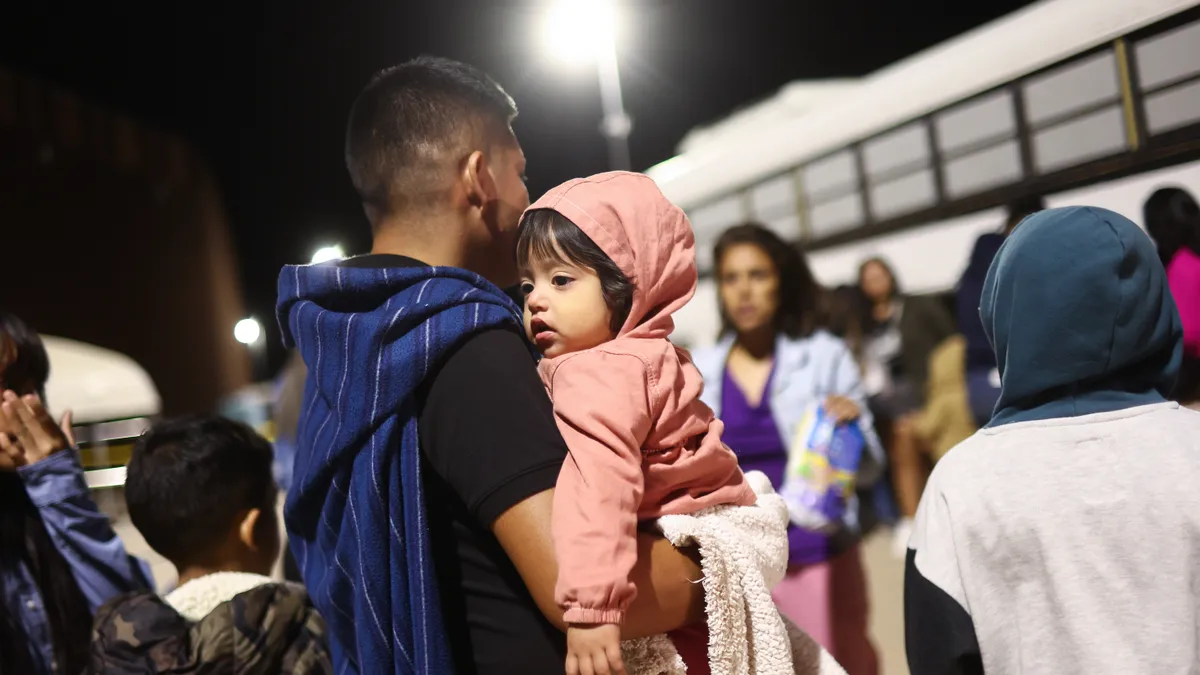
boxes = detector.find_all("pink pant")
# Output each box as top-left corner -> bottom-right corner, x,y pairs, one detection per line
668,624 -> 711,675
772,545 -> 879,675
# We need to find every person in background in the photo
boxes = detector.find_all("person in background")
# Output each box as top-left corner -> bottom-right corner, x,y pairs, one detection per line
957,197 -> 1045,425
1144,187 -> 1200,408
906,206 -> 1200,675
822,284 -> 899,530
822,285 -> 867,368
692,223 -> 883,675
272,350 -> 306,496
89,416 -> 331,674
857,257 -> 955,555
271,350 -> 306,582
0,311 -> 153,675
908,335 -> 975,464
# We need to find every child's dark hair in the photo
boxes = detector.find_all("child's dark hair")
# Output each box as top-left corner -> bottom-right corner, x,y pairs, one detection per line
516,209 -> 635,333
0,311 -> 50,400
125,416 -> 276,566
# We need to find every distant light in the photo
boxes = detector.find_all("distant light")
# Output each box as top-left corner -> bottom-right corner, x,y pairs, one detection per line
311,245 -> 345,264
542,0 -> 617,65
234,318 -> 262,346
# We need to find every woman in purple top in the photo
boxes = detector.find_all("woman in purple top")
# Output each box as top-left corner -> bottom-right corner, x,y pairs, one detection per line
693,224 -> 883,675
0,312 -> 153,675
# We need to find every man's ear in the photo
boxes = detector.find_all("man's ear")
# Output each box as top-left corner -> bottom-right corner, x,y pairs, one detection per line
462,149 -> 498,208
238,508 -> 264,552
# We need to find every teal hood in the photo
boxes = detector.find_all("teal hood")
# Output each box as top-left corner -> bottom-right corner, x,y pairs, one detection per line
981,206 -> 1183,427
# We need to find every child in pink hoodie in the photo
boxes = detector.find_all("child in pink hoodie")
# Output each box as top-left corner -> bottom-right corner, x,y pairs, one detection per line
517,172 -> 759,674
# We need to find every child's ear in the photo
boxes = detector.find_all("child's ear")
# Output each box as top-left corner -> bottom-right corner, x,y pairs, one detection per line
238,508 -> 264,552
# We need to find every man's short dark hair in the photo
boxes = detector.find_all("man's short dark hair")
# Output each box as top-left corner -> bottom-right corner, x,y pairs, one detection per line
126,416 -> 276,566
345,55 -> 518,220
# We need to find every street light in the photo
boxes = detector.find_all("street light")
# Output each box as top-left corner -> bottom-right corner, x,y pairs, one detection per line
235,317 -> 266,381
234,318 -> 262,346
311,244 -> 345,264
541,0 -> 632,171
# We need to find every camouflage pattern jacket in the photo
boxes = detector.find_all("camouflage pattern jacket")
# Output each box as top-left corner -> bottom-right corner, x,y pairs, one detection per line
88,582 -> 332,674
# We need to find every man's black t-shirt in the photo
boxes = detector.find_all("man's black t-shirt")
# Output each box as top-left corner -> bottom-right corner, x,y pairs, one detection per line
340,255 -> 568,674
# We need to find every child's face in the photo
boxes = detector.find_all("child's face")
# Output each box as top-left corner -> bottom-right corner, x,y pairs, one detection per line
520,251 -> 615,359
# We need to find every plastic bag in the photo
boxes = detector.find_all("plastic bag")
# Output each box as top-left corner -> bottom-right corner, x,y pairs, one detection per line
779,402 -> 865,531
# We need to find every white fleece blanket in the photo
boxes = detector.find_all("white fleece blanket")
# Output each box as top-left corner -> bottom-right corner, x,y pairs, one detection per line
622,471 -> 847,675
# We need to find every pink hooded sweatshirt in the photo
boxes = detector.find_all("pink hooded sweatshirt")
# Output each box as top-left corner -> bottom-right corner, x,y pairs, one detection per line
528,172 -> 756,626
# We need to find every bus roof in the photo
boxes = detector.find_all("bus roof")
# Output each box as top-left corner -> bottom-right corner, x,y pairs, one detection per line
42,336 -> 161,424
647,0 -> 1198,210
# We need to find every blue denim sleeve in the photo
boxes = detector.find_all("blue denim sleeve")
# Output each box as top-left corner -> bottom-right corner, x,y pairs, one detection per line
273,438 -> 296,494
18,451 -> 154,611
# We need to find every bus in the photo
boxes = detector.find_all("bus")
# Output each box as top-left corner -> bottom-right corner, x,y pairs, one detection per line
42,337 -> 178,587
647,0 -> 1200,348
42,336 -> 160,490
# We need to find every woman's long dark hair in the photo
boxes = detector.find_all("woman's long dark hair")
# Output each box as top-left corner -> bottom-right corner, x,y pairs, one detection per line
0,312 -> 93,675
713,223 -> 824,340
824,284 -> 867,365
857,256 -> 901,334
1144,187 -> 1200,265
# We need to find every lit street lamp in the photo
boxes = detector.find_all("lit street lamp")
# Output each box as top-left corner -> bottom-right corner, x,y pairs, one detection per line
234,318 -> 262,346
311,244 -> 346,264
542,0 -> 632,171
235,317 -> 266,381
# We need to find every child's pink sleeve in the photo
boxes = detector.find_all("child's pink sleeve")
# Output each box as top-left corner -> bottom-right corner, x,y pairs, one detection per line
1168,251 -> 1200,358
547,351 -> 653,625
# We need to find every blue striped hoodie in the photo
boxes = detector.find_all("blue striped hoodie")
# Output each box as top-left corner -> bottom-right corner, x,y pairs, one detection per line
276,262 -> 525,674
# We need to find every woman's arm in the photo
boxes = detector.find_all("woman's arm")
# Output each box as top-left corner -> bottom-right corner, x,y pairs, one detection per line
4,393 -> 154,610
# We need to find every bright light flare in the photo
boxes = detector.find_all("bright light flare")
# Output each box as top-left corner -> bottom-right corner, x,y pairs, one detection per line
542,0 -> 618,65
234,318 -> 262,346
311,245 -> 345,264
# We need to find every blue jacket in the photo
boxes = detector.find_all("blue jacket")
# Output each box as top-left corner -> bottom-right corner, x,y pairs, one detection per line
692,330 -> 886,530
981,206 -> 1182,427
276,262 -> 526,675
3,451 -> 153,674
957,233 -> 1005,372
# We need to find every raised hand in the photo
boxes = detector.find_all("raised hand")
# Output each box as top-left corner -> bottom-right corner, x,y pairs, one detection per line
0,391 -> 75,469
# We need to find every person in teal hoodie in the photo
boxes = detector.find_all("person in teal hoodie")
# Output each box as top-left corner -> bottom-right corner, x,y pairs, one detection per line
905,206 -> 1200,674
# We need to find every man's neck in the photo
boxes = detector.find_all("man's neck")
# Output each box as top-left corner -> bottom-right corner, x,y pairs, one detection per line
371,214 -> 467,269
370,214 -> 516,288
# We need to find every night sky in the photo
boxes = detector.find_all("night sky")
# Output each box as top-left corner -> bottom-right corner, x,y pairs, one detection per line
4,0 -> 1033,353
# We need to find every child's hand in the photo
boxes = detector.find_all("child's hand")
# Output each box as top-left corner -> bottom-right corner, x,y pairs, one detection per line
566,623 -> 625,675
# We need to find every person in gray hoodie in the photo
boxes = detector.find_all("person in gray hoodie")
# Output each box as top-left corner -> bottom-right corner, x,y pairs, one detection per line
905,206 -> 1200,674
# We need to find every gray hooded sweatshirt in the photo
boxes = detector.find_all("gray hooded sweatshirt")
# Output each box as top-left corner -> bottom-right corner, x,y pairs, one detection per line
905,206 -> 1200,674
